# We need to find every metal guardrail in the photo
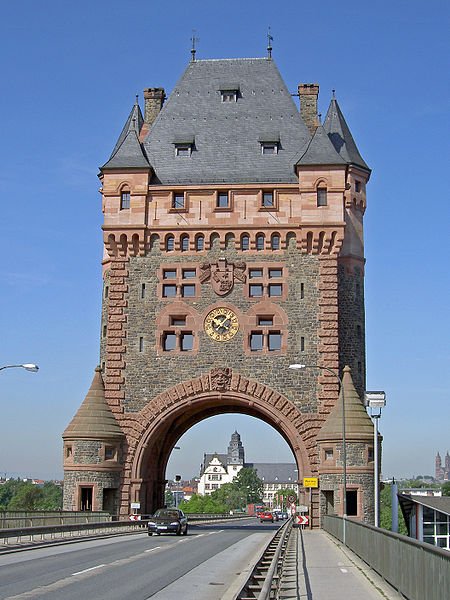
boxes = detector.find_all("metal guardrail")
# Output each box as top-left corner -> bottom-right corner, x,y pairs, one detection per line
0,511 -> 112,528
323,515 -> 450,600
0,513 -> 250,548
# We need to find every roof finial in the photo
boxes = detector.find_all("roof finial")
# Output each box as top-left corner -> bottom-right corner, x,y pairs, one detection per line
135,94 -> 139,106
332,89 -> 336,99
267,27 -> 273,59
191,30 -> 199,62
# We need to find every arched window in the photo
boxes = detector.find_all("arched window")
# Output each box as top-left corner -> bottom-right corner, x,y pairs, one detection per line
256,234 -> 265,251
271,234 -> 280,250
120,187 -> 130,210
181,235 -> 189,252
195,235 -> 204,251
166,235 -> 175,251
241,234 -> 249,251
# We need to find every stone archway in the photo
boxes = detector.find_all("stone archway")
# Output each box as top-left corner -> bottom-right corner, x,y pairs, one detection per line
116,368 -> 320,516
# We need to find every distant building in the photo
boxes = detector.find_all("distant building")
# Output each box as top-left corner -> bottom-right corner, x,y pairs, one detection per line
435,451 -> 450,481
398,494 -> 450,550
198,432 -> 298,504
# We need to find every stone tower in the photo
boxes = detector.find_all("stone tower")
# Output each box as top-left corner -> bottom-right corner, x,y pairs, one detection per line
227,431 -> 245,465
63,56 -> 375,525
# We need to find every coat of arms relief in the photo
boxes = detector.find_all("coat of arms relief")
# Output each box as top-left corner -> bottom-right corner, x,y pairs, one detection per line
199,258 -> 246,296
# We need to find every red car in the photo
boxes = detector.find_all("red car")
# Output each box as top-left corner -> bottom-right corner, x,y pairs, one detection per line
260,511 -> 274,523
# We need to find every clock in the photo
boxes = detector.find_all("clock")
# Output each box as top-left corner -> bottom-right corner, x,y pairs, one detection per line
204,307 -> 239,342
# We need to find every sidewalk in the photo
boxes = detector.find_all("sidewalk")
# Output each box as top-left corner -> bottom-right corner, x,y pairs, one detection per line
297,530 -> 401,600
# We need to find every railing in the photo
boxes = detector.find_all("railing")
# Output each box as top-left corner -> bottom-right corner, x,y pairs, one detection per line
0,511 -> 112,528
0,512 -> 250,548
323,515 -> 450,600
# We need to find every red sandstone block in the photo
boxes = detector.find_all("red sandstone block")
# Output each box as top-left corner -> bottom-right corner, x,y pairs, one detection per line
109,315 -> 127,322
106,369 -> 122,377
105,390 -> 126,399
106,345 -> 126,353
107,331 -> 126,339
108,292 -> 125,300
113,285 -> 128,292
110,269 -> 128,277
107,322 -> 123,331
108,307 -> 123,315
106,377 -> 125,384
108,300 -> 127,307
105,383 -> 121,391
106,361 -> 125,369
110,277 -> 125,284
320,290 -> 338,298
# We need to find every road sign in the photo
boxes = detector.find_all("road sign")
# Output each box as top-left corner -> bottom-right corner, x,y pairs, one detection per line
287,494 -> 296,503
131,502 -> 141,509
303,477 -> 318,488
297,505 -> 308,512
129,514 -> 141,521
295,515 -> 309,526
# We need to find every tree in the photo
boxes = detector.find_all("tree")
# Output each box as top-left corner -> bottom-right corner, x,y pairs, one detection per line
379,484 -> 407,535
232,468 -> 263,503
273,488 -> 298,508
441,482 -> 450,496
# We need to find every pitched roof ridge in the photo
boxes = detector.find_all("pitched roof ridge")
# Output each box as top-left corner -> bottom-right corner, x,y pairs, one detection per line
101,127 -> 150,170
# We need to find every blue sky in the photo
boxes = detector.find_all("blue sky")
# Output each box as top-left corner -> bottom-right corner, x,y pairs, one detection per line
1,0 -> 449,482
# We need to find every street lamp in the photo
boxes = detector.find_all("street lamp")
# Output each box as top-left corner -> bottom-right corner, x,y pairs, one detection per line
364,391 -> 386,528
0,363 -> 39,373
289,363 -> 347,545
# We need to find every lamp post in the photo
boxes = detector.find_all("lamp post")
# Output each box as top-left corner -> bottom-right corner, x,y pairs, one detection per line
289,363 -> 347,545
0,364 -> 39,373
364,391 -> 386,527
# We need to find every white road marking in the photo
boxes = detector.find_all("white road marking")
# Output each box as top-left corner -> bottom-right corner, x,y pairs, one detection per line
340,568 -> 348,573
72,564 -> 105,575
145,546 -> 162,552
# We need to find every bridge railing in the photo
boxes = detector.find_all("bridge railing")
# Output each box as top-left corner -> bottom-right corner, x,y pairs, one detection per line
322,515 -> 450,600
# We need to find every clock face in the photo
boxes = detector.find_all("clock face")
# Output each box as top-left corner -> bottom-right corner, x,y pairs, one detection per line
204,307 -> 239,342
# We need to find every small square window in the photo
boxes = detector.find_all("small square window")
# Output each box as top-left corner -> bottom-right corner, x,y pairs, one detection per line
268,283 -> 282,297
171,316 -> 186,326
268,332 -> 281,351
261,143 -> 278,155
175,145 -> 191,157
317,188 -> 327,206
163,270 -> 177,279
269,268 -> 282,278
162,284 -> 177,298
173,193 -> 185,209
221,91 -> 237,102
325,449 -> 334,461
262,191 -> 274,207
105,446 -> 116,460
181,284 -> 195,297
249,284 -> 263,297
120,191 -> 130,210
182,269 -> 196,279
355,181 -> 361,193
163,332 -> 177,351
217,192 -> 229,208
180,332 -> 193,351
258,316 -> 273,326
250,332 -> 264,351
249,269 -> 263,278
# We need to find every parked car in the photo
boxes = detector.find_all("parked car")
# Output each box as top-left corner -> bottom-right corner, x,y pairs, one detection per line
147,508 -> 188,536
260,511 -> 274,523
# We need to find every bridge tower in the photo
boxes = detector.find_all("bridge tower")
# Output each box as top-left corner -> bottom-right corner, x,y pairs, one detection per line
63,55 -> 375,525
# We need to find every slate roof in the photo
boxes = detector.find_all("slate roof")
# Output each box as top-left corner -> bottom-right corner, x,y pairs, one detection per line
295,124 -> 347,166
399,494 -> 450,516
323,98 -> 370,172
247,463 -> 298,483
63,367 -> 124,440
143,58 -> 311,184
101,101 -> 149,170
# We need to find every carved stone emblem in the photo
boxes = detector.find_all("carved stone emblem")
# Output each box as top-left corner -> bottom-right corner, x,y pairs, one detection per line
200,258 -> 246,296
210,367 -> 232,391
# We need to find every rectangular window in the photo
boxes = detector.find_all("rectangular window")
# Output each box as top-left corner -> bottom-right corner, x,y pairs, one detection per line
171,316 -> 186,326
250,332 -> 264,351
80,486 -> 93,511
325,449 -> 334,461
221,91 -> 237,102
355,181 -> 361,192
300,336 -> 305,352
120,191 -> 130,210
104,286 -> 109,298
249,269 -> 263,278
268,332 -> 281,351
368,447 -> 374,462
173,193 -> 185,209
346,490 -> 358,517
268,284 -> 282,297
300,283 -> 304,299
249,284 -> 264,297
163,270 -> 177,279
139,337 -> 144,352
317,188 -> 327,206
268,268 -> 282,278
105,446 -> 115,460
162,284 -> 177,298
180,332 -> 193,351
262,191 -> 274,207
258,316 -> 273,326
102,325 -> 107,338
175,145 -> 191,157
217,192 -> 229,208
141,283 -> 146,299
181,284 -> 195,297
182,269 -> 196,279
163,332 -> 177,351
261,143 -> 278,155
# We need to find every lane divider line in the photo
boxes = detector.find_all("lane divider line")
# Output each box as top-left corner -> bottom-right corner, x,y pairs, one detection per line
72,564 -> 105,576
145,546 -> 162,553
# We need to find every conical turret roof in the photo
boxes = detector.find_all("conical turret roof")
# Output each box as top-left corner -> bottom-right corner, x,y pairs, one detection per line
323,97 -> 370,172
63,367 -> 124,440
295,124 -> 347,167
317,366 -> 373,442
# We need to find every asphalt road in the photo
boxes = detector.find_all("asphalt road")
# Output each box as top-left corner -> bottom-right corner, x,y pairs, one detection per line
0,519 -> 277,599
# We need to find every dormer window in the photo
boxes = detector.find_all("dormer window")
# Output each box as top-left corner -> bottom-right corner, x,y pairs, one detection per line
173,135 -> 195,157
220,83 -> 240,103
259,133 -> 280,155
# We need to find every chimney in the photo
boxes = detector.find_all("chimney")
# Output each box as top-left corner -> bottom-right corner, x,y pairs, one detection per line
298,83 -> 319,135
143,87 -> 165,126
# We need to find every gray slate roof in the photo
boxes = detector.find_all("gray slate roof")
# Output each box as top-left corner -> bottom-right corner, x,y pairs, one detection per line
295,124 -> 346,166
323,98 -> 370,172
102,101 -> 149,170
247,463 -> 298,483
143,58 -> 311,184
